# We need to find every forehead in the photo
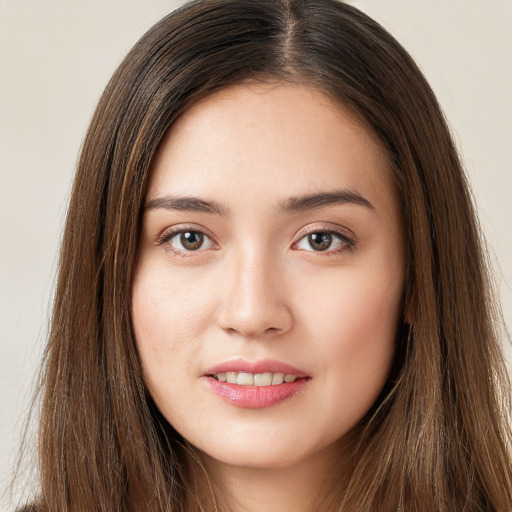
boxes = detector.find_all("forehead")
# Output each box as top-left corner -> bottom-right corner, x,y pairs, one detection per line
148,82 -> 396,216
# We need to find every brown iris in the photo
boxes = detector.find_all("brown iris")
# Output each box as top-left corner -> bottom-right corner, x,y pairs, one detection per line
180,231 -> 204,250
308,233 -> 332,251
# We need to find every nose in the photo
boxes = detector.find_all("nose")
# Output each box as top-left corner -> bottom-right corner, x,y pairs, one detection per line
216,248 -> 293,339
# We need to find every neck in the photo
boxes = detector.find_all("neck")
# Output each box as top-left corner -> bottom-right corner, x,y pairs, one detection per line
183,441 -> 351,512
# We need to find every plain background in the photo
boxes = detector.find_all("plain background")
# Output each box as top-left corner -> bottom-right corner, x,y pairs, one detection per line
1,0 -> 511,509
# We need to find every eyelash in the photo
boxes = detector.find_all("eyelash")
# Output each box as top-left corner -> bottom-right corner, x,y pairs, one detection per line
157,225 -> 356,258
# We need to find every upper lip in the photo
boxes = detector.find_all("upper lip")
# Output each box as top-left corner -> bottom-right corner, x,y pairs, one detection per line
204,358 -> 309,378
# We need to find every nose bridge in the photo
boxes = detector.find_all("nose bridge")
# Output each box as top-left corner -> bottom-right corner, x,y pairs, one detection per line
217,241 -> 292,338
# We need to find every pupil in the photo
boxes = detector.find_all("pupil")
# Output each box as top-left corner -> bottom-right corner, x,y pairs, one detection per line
309,233 -> 332,251
181,231 -> 203,250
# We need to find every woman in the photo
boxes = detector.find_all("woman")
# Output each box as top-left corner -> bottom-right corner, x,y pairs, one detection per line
18,0 -> 512,510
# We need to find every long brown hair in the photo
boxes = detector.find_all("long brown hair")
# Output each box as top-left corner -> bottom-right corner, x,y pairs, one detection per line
18,0 -> 512,510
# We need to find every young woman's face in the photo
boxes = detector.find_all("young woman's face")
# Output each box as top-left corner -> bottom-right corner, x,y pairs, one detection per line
132,83 -> 405,471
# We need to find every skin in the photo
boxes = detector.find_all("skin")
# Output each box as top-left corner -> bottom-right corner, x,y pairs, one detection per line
132,82 -> 405,511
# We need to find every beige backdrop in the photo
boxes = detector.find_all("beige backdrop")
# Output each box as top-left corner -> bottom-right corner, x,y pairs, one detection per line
1,1 -> 511,509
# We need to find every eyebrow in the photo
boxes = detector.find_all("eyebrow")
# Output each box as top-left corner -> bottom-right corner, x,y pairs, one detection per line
144,189 -> 374,216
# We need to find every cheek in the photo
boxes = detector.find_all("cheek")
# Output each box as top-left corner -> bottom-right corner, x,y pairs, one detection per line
131,262 -> 209,401
301,264 -> 402,341
131,262 -> 211,427
132,261 -> 212,349
298,267 -> 402,407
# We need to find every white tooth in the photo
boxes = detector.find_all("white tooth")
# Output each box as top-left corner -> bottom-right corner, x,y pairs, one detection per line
284,374 -> 297,383
226,372 -> 238,384
254,372 -> 272,386
271,373 -> 285,385
217,372 -> 226,382
237,372 -> 254,385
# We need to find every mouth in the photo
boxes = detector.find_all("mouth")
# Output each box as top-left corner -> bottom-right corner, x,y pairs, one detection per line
203,360 -> 310,408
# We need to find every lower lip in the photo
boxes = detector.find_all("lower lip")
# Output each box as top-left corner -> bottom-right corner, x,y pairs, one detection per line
203,376 -> 309,408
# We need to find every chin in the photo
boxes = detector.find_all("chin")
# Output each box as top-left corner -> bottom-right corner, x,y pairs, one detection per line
191,427 -> 342,472
203,446 -> 310,470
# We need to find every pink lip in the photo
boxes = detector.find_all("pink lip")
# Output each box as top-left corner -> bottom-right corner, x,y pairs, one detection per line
203,359 -> 310,409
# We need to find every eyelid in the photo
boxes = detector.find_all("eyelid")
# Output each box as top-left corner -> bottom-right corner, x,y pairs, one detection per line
157,223 -> 215,241
294,223 -> 356,243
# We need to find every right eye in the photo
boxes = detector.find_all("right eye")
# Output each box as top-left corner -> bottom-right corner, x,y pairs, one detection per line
159,227 -> 217,256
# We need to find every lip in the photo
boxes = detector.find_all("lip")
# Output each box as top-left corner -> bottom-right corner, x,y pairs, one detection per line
202,359 -> 310,408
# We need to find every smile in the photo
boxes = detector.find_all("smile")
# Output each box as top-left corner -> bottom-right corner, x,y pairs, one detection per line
212,371 -> 298,386
203,360 -> 310,408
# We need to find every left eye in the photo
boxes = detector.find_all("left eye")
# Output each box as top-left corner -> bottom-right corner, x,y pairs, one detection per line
295,231 -> 351,253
